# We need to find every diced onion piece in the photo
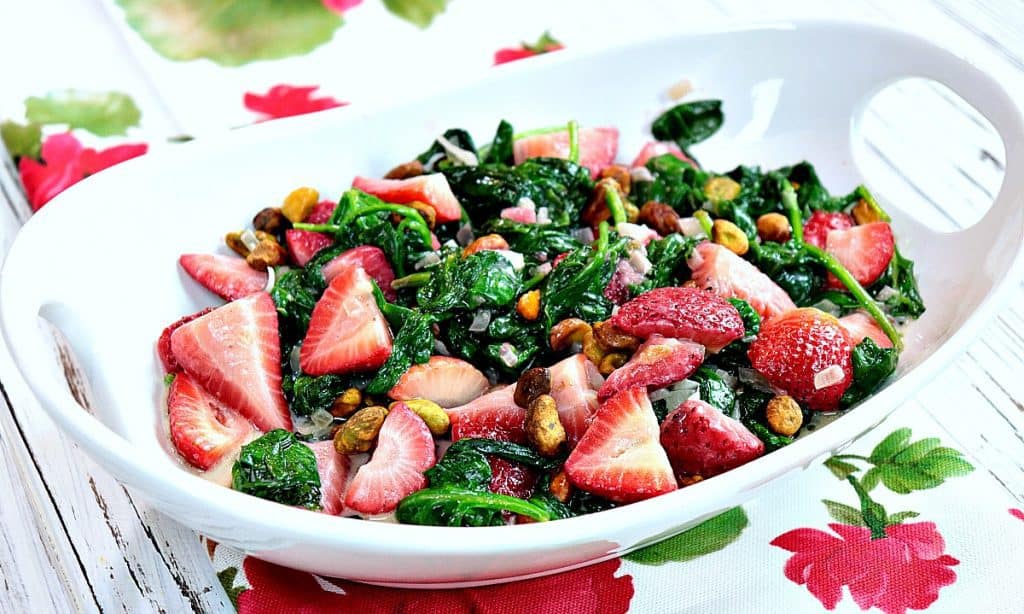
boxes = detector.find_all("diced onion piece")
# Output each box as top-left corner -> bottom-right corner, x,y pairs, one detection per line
628,248 -> 653,276
516,197 -> 537,211
456,223 -> 475,246
437,134 -> 479,167
263,266 -> 276,292
533,262 -> 553,277
289,344 -> 302,373
240,229 -> 260,251
498,343 -> 518,368
434,339 -> 451,356
666,78 -> 693,101
616,222 -> 656,244
468,309 -> 492,332
536,207 -> 551,225
414,252 -> 441,270
630,166 -> 654,182
494,249 -> 525,271
678,217 -> 704,237
875,285 -> 899,301
572,227 -> 595,244
814,365 -> 846,390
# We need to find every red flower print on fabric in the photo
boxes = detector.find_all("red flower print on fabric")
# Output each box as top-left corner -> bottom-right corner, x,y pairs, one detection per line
238,556 -> 633,614
18,132 -> 146,210
772,522 -> 959,613
243,85 -> 347,121
494,31 -> 564,65
321,0 -> 362,13
1010,508 -> 1024,522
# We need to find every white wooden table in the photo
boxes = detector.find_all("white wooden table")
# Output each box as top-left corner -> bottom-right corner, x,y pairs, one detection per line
2,1 -> 1024,612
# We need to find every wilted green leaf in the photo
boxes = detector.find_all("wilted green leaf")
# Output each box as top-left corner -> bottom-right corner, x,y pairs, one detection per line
116,0 -> 343,66
25,90 -> 140,136
383,0 -> 448,27
823,499 -> 866,527
625,507 -> 748,565
0,121 -> 41,159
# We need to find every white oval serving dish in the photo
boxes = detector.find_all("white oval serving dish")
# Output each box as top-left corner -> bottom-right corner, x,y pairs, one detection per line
3,21 -> 1023,588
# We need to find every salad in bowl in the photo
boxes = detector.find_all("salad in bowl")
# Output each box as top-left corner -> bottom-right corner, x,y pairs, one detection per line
159,100 -> 924,526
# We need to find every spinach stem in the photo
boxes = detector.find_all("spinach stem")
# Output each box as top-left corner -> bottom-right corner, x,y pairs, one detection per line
567,120 -> 580,164
693,210 -> 713,237
855,186 -> 891,222
604,183 -> 627,226
392,271 -> 431,289
781,181 -> 804,243
804,244 -> 903,351
513,124 -> 570,140
295,203 -> 433,249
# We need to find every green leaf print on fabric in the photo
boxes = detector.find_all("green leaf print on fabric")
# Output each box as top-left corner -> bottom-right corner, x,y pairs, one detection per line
382,0 -> 448,27
624,507 -> 748,565
115,0 -> 343,66
217,566 -> 247,609
24,90 -> 141,137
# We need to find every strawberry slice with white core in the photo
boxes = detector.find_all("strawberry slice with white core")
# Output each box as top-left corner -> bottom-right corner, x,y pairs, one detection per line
564,387 -> 677,503
446,385 -> 526,443
344,403 -> 436,515
285,229 -> 333,267
170,293 -> 291,431
352,174 -> 462,223
630,141 -> 696,168
304,440 -> 351,515
167,372 -> 256,470
839,311 -> 894,349
179,254 -> 267,301
610,285 -> 745,352
598,335 -> 705,401
548,354 -> 604,448
300,266 -> 393,376
157,307 -> 214,373
320,245 -> 397,301
513,127 -> 619,179
825,222 -> 895,289
388,356 -> 490,407
687,242 -> 797,322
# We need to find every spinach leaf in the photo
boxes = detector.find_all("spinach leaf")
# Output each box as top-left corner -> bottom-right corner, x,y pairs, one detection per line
290,374 -> 349,417
232,430 -> 321,509
735,390 -> 794,452
651,100 -> 724,149
484,218 -> 580,259
427,438 -> 554,489
365,311 -> 435,395
728,298 -> 761,337
396,486 -> 571,526
691,367 -> 736,413
873,248 -> 925,318
417,250 -> 520,313
840,338 -> 899,408
541,223 -> 628,328
632,154 -> 708,213
747,421 -> 795,452
481,120 -> 515,166
631,233 -> 699,295
270,267 -> 322,342
417,128 -> 477,171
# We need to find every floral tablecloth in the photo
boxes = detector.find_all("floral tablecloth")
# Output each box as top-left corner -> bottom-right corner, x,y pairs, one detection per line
3,1 -> 1023,612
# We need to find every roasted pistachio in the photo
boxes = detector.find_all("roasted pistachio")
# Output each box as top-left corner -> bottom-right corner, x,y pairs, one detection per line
395,399 -> 450,436
548,470 -> 573,503
712,219 -> 749,255
384,159 -> 424,180
548,318 -> 592,352
852,198 -> 883,225
592,320 -> 640,352
516,290 -> 541,321
334,406 -> 388,455
514,367 -> 551,407
253,207 -> 289,234
463,233 -> 509,257
765,395 -> 803,436
281,187 -> 319,223
525,394 -> 566,457
756,212 -> 791,243
600,164 -> 632,194
246,239 -> 287,271
330,388 -> 363,418
638,201 -> 681,236
598,352 -> 627,375
704,176 -> 741,202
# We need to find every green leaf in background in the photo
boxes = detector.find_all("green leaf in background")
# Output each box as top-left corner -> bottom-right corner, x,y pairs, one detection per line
853,428 -> 974,494
24,90 -> 141,137
624,507 -> 748,565
383,0 -> 448,27
822,499 -> 867,527
116,0 -> 343,66
0,121 -> 41,159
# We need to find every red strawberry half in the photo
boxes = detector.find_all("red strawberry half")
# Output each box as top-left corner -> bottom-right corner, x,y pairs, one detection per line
839,311 -> 894,349
306,199 -> 337,224
660,399 -> 764,480
305,440 -> 351,516
687,242 -> 797,322
344,403 -> 436,515
300,266 -> 393,376
825,222 -> 895,289
320,245 -> 397,301
352,174 -> 462,223
548,354 -> 604,448
564,387 -> 677,503
747,308 -> 854,411
157,307 -> 214,373
167,372 -> 256,470
388,356 -> 490,407
179,253 -> 267,301
489,457 -> 537,500
598,335 -> 705,401
285,229 -> 333,267
446,385 -> 526,443
803,211 -> 853,249
513,127 -> 619,179
170,293 -> 292,431
611,285 -> 744,352
630,141 -> 696,168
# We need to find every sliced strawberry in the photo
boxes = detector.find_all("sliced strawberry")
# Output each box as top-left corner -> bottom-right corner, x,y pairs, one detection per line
344,403 -> 436,515
306,199 -> 337,224
388,356 -> 490,407
157,307 -> 214,373
489,457 -> 537,499
179,254 -> 267,301
610,285 -> 744,352
564,387 -> 677,503
803,211 -> 853,249
352,174 -> 462,223
839,311 -> 894,349
167,372 -> 256,470
513,127 -> 619,179
687,242 -> 797,322
170,293 -> 292,431
825,222 -> 895,289
548,354 -> 604,448
660,399 -> 764,480
748,308 -> 854,411
285,229 -> 333,267
446,385 -> 526,443
305,440 -> 351,515
500,205 -> 537,224
320,245 -> 397,301
300,266 -> 393,376
598,335 -> 705,401
630,141 -> 696,168
603,259 -> 646,305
